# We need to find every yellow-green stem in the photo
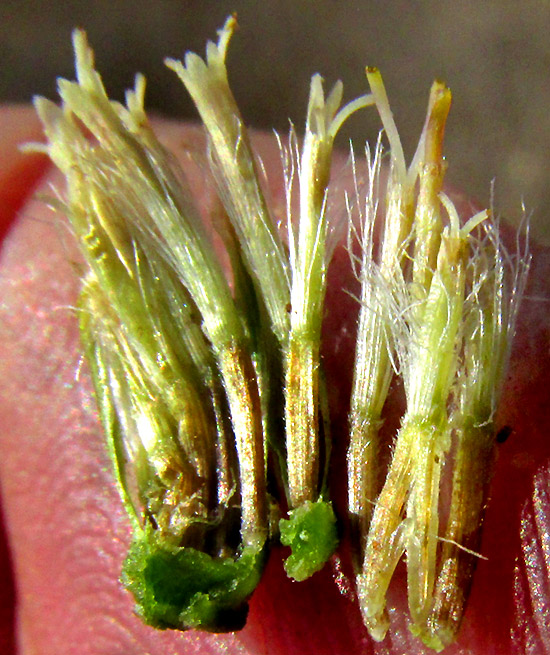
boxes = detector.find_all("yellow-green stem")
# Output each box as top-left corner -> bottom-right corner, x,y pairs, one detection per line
419,425 -> 495,650
285,336 -> 319,508
358,423 -> 416,640
412,83 -> 452,294
405,419 -> 448,628
347,419 -> 382,561
218,343 -> 267,549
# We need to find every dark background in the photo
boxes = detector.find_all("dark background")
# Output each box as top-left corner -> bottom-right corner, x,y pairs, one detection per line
2,0 -> 550,242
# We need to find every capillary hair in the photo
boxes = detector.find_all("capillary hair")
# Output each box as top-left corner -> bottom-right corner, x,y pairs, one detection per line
33,30 -> 244,351
275,125 -> 299,275
347,137 -> 403,382
276,124 -> 352,284
346,133 -> 406,569
289,72 -> 373,332
166,15 -> 291,346
346,136 -> 384,278
459,210 -> 530,420
278,120 -> 342,289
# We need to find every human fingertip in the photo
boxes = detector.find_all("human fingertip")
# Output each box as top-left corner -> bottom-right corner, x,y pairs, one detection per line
0,104 -> 50,241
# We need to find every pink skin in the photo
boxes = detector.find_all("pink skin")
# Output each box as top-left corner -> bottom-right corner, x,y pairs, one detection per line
1,108 -> 550,655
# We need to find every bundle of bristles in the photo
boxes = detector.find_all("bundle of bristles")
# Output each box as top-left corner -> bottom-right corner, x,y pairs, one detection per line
26,15 -> 528,651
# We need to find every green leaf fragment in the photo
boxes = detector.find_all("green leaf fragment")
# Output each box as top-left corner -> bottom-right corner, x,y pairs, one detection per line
123,531 -> 266,632
279,500 -> 338,581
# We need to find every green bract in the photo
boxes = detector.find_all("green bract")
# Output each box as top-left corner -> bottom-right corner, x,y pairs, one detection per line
122,532 -> 265,632
279,500 -> 338,581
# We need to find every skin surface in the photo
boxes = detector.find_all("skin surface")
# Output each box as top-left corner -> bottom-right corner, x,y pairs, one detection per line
1,108 -> 550,654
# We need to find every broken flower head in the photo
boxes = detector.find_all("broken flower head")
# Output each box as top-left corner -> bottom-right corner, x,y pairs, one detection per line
27,15 -> 528,651
349,73 -> 529,650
